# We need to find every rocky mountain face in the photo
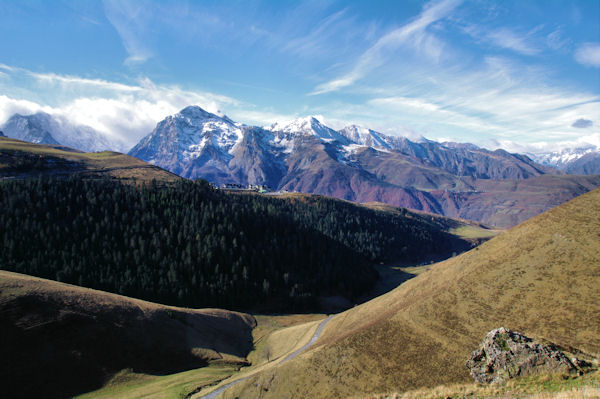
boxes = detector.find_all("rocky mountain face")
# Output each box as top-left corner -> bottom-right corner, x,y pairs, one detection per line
466,327 -> 580,384
529,146 -> 600,175
563,152 -> 600,174
128,106 -> 600,227
1,112 -> 126,153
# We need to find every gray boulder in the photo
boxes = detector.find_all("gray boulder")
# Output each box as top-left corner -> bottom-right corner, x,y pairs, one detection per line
466,327 -> 577,383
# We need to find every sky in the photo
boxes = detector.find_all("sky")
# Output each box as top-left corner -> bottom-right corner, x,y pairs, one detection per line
0,0 -> 599,153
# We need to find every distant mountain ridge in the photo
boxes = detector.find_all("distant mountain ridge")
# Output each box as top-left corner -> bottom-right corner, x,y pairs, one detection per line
1,112 -> 127,153
528,145 -> 600,175
128,106 -> 600,227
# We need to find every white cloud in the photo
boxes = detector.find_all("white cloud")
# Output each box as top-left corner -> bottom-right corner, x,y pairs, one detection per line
0,64 -> 240,150
0,95 -> 50,123
31,71 -> 141,93
310,0 -> 461,95
574,42 -> 600,67
491,132 -> 600,155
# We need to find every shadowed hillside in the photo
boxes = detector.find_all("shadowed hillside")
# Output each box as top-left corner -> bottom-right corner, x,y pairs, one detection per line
0,136 -> 181,183
226,188 -> 600,398
0,271 -> 256,399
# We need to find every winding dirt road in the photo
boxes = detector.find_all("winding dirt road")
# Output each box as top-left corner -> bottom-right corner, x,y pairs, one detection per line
197,315 -> 334,399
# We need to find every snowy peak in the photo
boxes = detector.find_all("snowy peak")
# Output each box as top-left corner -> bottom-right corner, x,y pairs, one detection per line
529,145 -> 598,168
268,116 -> 350,144
339,125 -> 393,149
2,112 -> 59,145
179,105 -> 214,119
527,145 -> 600,175
1,112 -> 123,152
128,106 -> 244,173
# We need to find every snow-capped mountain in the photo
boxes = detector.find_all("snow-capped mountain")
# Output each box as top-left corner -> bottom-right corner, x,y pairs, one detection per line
1,112 -> 127,153
528,146 -> 600,175
129,105 -> 244,179
129,106 -> 558,187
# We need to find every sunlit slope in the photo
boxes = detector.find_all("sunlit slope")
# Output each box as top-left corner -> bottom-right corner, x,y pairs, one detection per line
0,271 -> 255,399
0,136 -> 180,183
228,188 -> 600,398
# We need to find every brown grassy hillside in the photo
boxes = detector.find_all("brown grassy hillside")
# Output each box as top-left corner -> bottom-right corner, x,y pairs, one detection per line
0,271 -> 255,399
227,188 -> 600,398
0,136 -> 180,183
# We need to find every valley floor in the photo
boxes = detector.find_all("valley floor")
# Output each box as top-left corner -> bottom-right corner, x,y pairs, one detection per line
76,313 -> 329,399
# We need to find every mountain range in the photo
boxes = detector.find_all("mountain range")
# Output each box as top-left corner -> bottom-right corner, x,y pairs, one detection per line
129,106 -> 600,227
3,107 -> 599,227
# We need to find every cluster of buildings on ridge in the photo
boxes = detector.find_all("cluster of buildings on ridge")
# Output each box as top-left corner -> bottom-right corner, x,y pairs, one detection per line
217,183 -> 273,193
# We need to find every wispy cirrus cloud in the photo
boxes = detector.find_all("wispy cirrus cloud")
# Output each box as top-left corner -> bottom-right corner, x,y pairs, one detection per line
574,42 -> 600,67
459,22 -> 544,56
282,9 -> 353,57
310,0 -> 462,95
312,52 -> 599,152
485,27 -> 541,55
102,0 -> 154,65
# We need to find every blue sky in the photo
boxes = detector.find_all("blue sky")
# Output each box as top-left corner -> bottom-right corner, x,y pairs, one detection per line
0,0 -> 598,152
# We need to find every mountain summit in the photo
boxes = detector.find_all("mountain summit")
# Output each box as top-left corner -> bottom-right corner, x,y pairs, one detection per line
129,105 -> 244,180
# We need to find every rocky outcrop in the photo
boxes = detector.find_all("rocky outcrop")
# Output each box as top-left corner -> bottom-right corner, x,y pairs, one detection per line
466,327 -> 577,383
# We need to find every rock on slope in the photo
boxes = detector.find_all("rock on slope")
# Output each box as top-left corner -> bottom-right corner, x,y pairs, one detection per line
225,188 -> 600,398
0,271 -> 255,399
466,327 -> 578,384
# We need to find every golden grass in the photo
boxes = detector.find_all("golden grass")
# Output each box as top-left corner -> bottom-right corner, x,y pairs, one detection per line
227,188 -> 600,398
449,224 -> 500,239
189,316 -> 327,398
74,365 -> 239,399
250,314 -> 327,366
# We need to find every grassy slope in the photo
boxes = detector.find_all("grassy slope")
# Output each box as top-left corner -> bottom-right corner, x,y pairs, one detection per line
0,136 -> 180,183
228,188 -> 600,398
361,371 -> 600,399
0,271 -> 255,399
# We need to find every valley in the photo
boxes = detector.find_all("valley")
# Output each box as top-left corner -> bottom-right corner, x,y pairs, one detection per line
1,132 -> 598,399
2,2 -> 599,398
0,138 -> 600,399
